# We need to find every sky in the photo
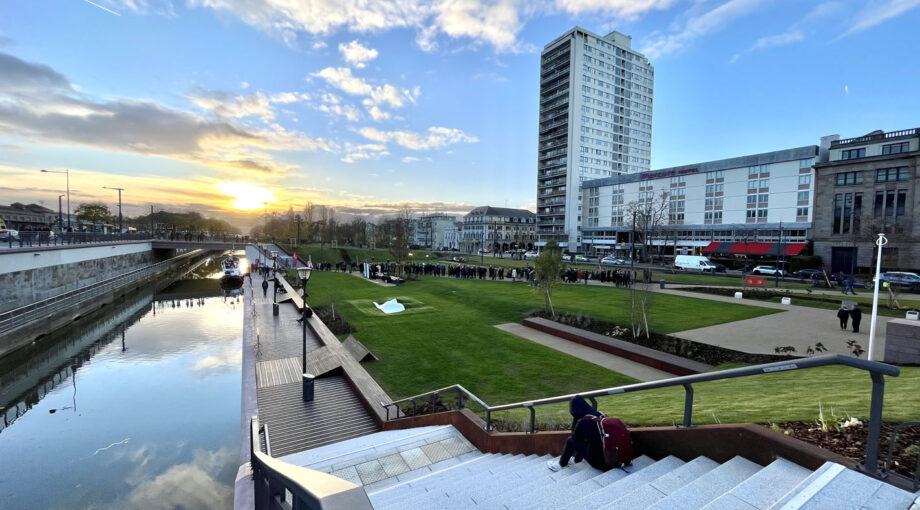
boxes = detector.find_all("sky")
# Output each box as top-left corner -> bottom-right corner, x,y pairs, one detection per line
0,0 -> 918,228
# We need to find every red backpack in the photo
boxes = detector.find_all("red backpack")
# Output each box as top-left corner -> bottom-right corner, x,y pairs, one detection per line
583,415 -> 634,468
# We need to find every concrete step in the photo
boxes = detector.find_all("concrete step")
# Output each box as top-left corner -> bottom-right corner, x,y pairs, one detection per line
769,462 -> 917,510
599,456 -> 720,509
702,458 -> 811,510
579,455 -> 657,489
648,456 -> 762,510
558,456 -> 686,510
501,460 -> 605,509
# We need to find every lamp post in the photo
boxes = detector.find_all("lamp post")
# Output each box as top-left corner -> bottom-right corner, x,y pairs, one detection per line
41,169 -> 70,230
57,194 -> 64,232
868,233 -> 888,361
271,250 -> 279,316
102,186 -> 124,233
774,220 -> 783,288
297,266 -> 314,401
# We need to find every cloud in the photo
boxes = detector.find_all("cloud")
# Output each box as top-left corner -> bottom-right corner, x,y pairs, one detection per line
186,0 -> 672,53
368,105 -> 390,121
120,447 -> 235,510
844,84 -> 849,95
0,52 -> 331,177
359,126 -> 477,150
240,81 -> 249,89
313,67 -> 418,108
642,0 -> 768,59
840,0 -> 920,37
730,2 -> 840,63
402,156 -> 420,163
339,40 -> 378,68
311,40 -> 327,50
341,142 -> 388,163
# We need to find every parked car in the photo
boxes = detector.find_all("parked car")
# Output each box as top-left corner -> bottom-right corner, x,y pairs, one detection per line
752,265 -> 786,277
795,269 -> 824,280
600,256 -> 626,266
878,272 -> 920,291
523,251 -> 539,260
0,228 -> 19,241
710,262 -> 727,273
570,254 -> 589,262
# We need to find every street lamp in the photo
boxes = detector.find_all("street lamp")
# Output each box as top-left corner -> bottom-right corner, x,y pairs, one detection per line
297,266 -> 314,401
57,194 -> 65,232
41,169 -> 70,230
102,186 -> 124,233
868,233 -> 888,361
271,250 -> 279,316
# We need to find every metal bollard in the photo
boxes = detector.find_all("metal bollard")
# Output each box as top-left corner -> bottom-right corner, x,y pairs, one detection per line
660,279 -> 666,289
272,303 -> 279,316
302,373 -> 315,402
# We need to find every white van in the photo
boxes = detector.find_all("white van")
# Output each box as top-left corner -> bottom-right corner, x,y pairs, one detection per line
674,255 -> 717,272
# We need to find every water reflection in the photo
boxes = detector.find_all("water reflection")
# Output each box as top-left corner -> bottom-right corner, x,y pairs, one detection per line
0,253 -> 244,509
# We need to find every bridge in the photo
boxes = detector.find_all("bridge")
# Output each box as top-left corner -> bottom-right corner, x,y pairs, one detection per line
1,232 -> 250,252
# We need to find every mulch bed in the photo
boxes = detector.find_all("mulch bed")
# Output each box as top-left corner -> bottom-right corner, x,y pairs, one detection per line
774,421 -> 919,480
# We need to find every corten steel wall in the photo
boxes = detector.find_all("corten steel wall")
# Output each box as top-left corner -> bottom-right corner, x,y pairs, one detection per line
0,243 -> 155,313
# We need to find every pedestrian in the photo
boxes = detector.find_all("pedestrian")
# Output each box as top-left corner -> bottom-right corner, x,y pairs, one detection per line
837,306 -> 849,330
843,275 -> 856,295
851,305 -> 862,333
546,396 -> 606,472
261,279 -> 268,297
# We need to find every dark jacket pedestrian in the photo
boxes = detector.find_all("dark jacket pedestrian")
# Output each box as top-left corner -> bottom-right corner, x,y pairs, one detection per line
547,396 -> 606,472
837,307 -> 849,329
261,279 -> 269,297
851,306 -> 862,333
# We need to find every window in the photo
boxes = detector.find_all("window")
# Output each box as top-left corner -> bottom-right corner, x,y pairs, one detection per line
746,210 -> 756,219
672,187 -> 685,196
704,211 -> 723,220
747,181 -> 758,191
835,171 -> 863,186
611,194 -> 624,204
670,176 -> 685,185
840,148 -> 866,160
706,170 -> 724,179
797,207 -> 809,217
799,159 -> 813,169
747,195 -> 757,204
799,175 -> 811,186
797,191 -> 810,201
758,179 -> 769,188
748,167 -> 759,176
882,142 -> 910,155
757,209 -> 768,218
758,194 -> 769,204
876,167 -> 910,182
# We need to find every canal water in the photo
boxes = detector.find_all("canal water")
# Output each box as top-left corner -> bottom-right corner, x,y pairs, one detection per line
0,254 -> 246,509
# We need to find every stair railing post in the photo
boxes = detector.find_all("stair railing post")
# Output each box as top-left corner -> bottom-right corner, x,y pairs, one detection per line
456,390 -> 464,410
486,410 -> 492,431
528,405 -> 536,434
681,384 -> 694,428
861,372 -> 885,477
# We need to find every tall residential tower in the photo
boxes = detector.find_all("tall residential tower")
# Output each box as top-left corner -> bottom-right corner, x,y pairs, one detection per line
536,27 -> 654,250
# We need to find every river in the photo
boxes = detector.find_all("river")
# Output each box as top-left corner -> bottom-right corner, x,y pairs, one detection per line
0,254 -> 245,509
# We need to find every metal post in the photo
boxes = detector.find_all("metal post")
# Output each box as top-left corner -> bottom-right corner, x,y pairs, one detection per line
302,373 -> 314,402
682,384 -> 694,427
860,372 -> 885,477
868,233 -> 887,361
528,406 -> 536,433
486,410 -> 492,431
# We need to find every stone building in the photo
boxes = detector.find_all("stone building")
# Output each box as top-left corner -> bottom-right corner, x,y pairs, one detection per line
461,206 -> 537,253
415,214 -> 459,250
812,128 -> 920,273
0,203 -> 57,230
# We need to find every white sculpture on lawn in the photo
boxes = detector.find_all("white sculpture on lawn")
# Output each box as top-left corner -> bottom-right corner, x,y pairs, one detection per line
373,298 -> 405,314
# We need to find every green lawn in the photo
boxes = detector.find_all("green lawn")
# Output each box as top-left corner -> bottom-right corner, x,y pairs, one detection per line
304,271 -> 918,427
305,272 -> 777,404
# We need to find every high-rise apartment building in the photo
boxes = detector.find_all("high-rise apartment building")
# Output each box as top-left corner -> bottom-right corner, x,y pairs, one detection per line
537,27 -> 654,250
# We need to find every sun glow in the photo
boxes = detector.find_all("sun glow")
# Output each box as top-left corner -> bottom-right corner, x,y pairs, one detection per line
217,182 -> 275,210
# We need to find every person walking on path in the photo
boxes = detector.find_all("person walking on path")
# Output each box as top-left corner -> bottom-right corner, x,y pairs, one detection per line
842,275 -> 857,295
837,307 -> 849,330
851,305 -> 862,333
547,396 -> 606,472
261,279 -> 269,297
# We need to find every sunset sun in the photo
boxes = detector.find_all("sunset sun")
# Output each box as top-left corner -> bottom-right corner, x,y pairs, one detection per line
217,182 -> 275,210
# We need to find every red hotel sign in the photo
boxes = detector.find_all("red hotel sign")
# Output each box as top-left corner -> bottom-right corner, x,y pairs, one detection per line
639,167 -> 699,181
744,276 -> 766,287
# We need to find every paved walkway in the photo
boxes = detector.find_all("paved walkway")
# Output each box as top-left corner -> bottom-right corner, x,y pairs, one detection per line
653,287 -> 891,360
494,323 -> 673,381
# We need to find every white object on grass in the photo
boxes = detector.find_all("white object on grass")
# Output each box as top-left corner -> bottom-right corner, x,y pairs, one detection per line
374,298 -> 405,314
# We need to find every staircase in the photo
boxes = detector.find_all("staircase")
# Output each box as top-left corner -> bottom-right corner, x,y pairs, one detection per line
277,425 -> 919,509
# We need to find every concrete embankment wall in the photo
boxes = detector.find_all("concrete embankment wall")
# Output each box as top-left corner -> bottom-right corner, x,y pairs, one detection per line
0,243 -> 155,313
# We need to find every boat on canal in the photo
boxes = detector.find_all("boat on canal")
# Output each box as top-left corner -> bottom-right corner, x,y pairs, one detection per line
220,255 -> 244,286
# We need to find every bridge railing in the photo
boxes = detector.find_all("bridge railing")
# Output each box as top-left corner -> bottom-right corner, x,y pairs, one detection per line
382,354 -> 900,478
2,232 -> 251,249
0,250 -> 203,335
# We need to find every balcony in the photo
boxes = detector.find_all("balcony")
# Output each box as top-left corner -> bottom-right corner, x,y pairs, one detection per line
540,68 -> 570,86
831,128 -> 919,148
540,97 -> 569,114
539,168 -> 566,179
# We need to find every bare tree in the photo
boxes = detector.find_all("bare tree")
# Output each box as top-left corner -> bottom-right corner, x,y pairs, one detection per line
626,190 -> 670,263
389,205 -> 413,277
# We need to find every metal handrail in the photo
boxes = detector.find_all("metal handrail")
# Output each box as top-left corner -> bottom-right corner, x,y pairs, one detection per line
0,249 -> 204,333
380,354 -> 899,478
883,421 -> 920,489
381,384 -> 489,421
249,416 -> 372,510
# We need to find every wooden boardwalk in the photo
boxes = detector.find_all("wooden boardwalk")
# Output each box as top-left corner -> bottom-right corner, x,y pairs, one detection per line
246,257 -> 385,459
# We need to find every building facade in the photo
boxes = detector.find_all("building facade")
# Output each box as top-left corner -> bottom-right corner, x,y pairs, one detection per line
812,128 -> 920,273
580,146 -> 818,259
537,27 -> 654,249
0,203 -> 58,231
461,206 -> 537,253
416,214 -> 460,250
443,222 -> 461,251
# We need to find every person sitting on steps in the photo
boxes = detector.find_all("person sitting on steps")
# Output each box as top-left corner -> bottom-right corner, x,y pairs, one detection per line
547,396 -> 605,472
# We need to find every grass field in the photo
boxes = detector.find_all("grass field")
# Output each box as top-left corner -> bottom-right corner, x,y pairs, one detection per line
305,272 -> 776,403
304,270 -> 919,427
